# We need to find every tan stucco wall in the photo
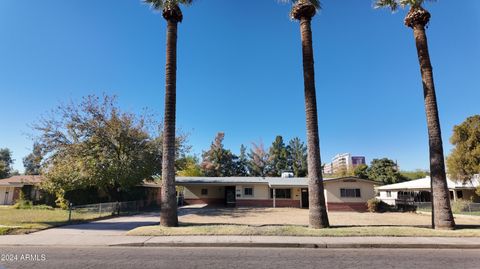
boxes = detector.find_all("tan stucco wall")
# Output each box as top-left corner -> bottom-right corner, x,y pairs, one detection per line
183,184 -> 302,201
235,185 -> 269,200
324,180 -> 376,203
183,180 -> 376,204
184,185 -> 225,199
291,188 -> 301,201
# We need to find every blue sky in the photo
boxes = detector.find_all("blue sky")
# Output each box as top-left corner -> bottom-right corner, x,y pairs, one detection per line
0,0 -> 479,173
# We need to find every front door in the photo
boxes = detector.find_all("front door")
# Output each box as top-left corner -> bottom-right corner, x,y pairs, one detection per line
301,188 -> 309,208
225,186 -> 236,207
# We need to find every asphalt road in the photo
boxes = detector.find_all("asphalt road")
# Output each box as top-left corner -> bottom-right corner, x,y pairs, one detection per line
0,247 -> 478,269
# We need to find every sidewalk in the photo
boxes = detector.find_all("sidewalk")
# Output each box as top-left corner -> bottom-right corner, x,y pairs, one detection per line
0,234 -> 479,249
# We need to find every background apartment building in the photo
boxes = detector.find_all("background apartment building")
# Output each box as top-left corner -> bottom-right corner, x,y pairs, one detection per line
323,153 -> 366,175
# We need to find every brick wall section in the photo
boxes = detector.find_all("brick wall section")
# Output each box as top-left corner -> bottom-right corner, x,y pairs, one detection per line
327,202 -> 367,212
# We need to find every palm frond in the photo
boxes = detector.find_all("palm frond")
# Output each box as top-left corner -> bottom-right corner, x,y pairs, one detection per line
374,0 -> 399,11
278,0 -> 322,10
143,0 -> 193,11
374,0 -> 436,12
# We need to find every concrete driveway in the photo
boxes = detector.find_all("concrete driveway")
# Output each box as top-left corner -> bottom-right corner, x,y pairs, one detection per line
30,205 -> 205,236
33,212 -> 160,236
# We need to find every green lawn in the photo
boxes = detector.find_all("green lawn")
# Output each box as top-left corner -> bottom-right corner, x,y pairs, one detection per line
0,207 -> 109,235
128,223 -> 480,237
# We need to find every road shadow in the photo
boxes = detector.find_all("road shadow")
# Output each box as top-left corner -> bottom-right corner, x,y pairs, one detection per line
53,221 -> 160,231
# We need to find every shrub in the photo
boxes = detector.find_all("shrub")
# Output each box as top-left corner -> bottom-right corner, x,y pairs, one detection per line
13,199 -> 33,209
55,194 -> 69,210
451,199 -> 472,214
367,198 -> 390,213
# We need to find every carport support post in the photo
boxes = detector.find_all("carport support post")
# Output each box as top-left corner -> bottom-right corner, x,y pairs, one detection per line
273,188 -> 276,208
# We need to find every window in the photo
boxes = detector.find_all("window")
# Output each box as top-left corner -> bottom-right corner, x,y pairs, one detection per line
386,191 -> 391,198
270,189 -> 292,199
201,188 -> 208,196
244,187 -> 254,196
340,188 -> 361,198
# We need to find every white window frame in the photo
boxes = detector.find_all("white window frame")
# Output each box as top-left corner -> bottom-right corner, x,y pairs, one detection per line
243,187 -> 254,197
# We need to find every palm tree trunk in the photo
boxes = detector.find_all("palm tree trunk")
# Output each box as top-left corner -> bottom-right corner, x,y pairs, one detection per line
299,17 -> 329,229
160,20 -> 179,227
411,23 -> 455,230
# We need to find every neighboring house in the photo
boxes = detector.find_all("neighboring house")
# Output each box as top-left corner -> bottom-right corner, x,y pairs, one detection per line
176,176 -> 379,211
140,181 -> 163,207
376,176 -> 480,206
0,175 -> 162,206
0,175 -> 43,205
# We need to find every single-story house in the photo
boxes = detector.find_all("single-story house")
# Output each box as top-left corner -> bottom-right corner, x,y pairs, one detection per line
0,175 -> 43,205
376,175 -> 480,206
176,176 -> 379,211
0,175 -> 163,206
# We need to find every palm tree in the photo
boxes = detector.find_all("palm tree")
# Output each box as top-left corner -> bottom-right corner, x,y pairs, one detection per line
281,0 -> 329,228
144,0 -> 192,227
375,0 -> 455,229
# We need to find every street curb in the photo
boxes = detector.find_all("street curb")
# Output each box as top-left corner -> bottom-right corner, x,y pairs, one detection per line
110,242 -> 480,249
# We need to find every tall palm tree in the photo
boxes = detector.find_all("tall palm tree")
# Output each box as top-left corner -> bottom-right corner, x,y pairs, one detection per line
375,0 -> 455,229
281,0 -> 329,228
144,0 -> 192,227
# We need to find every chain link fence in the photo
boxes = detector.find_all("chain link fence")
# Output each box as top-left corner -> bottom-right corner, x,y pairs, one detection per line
68,200 -> 147,222
413,201 -> 480,215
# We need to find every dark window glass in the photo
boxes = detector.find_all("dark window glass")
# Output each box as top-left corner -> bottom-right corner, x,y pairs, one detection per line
201,188 -> 208,195
270,189 -> 291,199
340,188 -> 361,198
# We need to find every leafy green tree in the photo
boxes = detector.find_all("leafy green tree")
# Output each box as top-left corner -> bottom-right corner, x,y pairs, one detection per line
367,158 -> 403,184
34,95 -> 162,201
286,137 -> 308,177
235,144 -> 249,176
201,132 -> 237,177
0,148 -> 14,179
248,141 -> 269,177
446,115 -> 480,182
375,0 -> 455,230
177,156 -> 203,176
144,0 -> 193,227
281,0 -> 329,228
354,164 -> 369,179
267,136 -> 288,176
23,143 -> 43,175
152,127 -> 192,173
400,169 -> 429,180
